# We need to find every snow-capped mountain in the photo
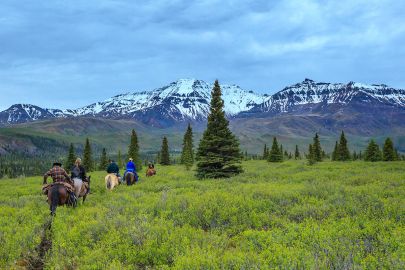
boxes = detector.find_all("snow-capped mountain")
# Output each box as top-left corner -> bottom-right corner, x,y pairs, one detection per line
0,104 -> 76,125
0,79 -> 265,126
246,79 -> 405,115
1,78 -> 404,126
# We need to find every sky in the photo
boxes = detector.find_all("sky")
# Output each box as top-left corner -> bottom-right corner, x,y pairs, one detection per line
0,0 -> 404,110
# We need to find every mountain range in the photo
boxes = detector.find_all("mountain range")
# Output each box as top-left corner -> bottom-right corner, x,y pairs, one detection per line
1,78 -> 405,154
1,78 -> 404,127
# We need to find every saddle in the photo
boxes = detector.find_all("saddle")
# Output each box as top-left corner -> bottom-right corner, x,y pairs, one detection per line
42,182 -> 75,195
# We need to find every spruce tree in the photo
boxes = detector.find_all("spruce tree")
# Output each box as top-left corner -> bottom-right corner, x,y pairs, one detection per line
382,137 -> 395,161
294,145 -> 300,159
99,148 -> 108,170
66,143 -> 76,172
352,151 -> 357,160
180,124 -> 194,170
160,137 -> 170,165
364,140 -> 382,162
332,141 -> 338,161
196,80 -> 242,178
279,144 -> 284,161
337,131 -> 350,161
307,144 -> 316,165
268,137 -> 283,162
83,138 -> 93,172
263,144 -> 268,160
128,129 -> 142,170
312,133 -> 322,162
394,149 -> 399,161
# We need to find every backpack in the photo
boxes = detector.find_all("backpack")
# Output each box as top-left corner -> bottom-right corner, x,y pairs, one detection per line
72,166 -> 81,179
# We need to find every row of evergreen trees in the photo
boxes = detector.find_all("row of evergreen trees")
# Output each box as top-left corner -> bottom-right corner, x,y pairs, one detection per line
65,129 -> 144,172
261,131 -> 403,165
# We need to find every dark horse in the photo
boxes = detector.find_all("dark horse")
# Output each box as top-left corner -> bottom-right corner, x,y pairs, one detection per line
47,183 -> 70,216
125,172 -> 137,185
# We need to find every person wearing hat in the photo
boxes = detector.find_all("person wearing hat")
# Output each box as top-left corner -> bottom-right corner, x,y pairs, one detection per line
43,162 -> 72,185
124,157 -> 138,181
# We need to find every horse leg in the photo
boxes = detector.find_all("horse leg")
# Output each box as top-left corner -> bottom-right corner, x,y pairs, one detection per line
82,194 -> 87,203
49,185 -> 60,216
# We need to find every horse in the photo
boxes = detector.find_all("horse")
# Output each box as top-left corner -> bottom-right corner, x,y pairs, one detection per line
105,173 -> 120,190
146,168 -> 156,177
125,171 -> 137,185
47,183 -> 69,216
73,176 -> 91,203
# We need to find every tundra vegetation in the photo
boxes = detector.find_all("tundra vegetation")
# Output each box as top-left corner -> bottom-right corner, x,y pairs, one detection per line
0,160 -> 404,269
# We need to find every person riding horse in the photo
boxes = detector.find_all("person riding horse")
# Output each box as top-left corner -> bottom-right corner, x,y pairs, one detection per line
43,162 -> 76,214
107,159 -> 121,182
146,163 -> 156,177
71,158 -> 90,197
43,162 -> 73,190
124,158 -> 138,183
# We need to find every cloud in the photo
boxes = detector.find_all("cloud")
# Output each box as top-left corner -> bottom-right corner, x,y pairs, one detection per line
0,0 -> 404,110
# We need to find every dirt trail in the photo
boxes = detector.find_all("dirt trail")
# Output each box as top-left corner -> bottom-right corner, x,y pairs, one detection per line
17,218 -> 53,270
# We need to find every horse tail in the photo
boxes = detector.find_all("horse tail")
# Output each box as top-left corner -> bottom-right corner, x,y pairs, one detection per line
106,175 -> 111,190
50,185 -> 59,216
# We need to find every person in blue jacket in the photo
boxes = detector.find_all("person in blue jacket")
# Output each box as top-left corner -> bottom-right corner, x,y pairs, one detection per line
125,158 -> 138,182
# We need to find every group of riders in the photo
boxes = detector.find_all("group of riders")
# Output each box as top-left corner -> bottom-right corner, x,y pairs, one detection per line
42,157 -> 156,213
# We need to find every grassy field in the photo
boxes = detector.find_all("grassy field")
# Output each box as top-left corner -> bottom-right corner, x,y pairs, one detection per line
0,160 -> 404,269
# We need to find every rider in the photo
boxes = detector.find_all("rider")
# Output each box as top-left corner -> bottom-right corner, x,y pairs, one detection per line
43,162 -> 72,186
107,159 -> 121,181
125,158 -> 137,180
43,162 -> 74,199
71,158 -> 88,195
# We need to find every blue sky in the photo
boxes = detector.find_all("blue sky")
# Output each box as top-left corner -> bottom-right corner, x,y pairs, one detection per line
0,0 -> 404,110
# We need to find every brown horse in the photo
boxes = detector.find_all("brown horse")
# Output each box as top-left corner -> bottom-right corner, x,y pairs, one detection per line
105,173 -> 120,190
47,183 -> 69,216
125,172 -> 137,185
146,168 -> 156,177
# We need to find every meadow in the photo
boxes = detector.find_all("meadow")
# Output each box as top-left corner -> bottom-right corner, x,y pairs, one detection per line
0,160 -> 404,269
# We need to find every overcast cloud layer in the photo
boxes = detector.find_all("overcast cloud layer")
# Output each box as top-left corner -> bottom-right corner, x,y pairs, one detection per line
0,0 -> 404,110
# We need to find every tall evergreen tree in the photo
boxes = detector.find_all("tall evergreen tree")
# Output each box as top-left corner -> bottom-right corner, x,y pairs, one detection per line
364,140 -> 382,162
337,131 -> 351,161
394,149 -> 399,161
382,137 -> 395,161
180,124 -> 194,170
99,148 -> 108,170
160,137 -> 170,165
128,129 -> 142,170
83,138 -> 93,172
307,144 -> 316,165
263,144 -> 268,160
312,133 -> 322,162
196,80 -> 242,178
331,141 -> 338,161
352,151 -> 357,160
279,144 -> 284,161
117,150 -> 123,169
268,137 -> 283,162
294,145 -> 300,159
66,143 -> 76,172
